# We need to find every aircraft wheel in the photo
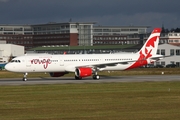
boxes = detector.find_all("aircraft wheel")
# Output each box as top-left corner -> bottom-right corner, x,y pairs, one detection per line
96,75 -> 100,80
23,73 -> 28,81
23,77 -> 27,81
92,75 -> 96,79
75,76 -> 82,80
93,75 -> 100,80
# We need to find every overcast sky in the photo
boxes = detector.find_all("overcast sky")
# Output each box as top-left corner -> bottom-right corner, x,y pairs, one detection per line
0,0 -> 179,30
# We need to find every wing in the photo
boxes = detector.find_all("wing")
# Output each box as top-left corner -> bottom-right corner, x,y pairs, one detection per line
77,59 -> 138,71
64,59 -> 137,72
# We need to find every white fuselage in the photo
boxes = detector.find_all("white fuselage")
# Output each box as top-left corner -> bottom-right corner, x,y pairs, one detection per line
5,53 -> 145,73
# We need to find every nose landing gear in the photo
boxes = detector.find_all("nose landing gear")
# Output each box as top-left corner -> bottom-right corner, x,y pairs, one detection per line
23,73 -> 28,81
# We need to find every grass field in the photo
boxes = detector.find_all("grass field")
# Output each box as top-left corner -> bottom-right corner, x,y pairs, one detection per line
0,68 -> 180,120
0,82 -> 180,120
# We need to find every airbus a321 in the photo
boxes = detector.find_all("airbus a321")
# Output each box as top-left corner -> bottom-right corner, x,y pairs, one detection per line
5,28 -> 163,81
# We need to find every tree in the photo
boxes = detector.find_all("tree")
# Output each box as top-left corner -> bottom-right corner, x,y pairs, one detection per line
175,28 -> 180,32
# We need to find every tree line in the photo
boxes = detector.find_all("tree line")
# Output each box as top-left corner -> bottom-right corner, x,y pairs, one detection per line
161,27 -> 180,33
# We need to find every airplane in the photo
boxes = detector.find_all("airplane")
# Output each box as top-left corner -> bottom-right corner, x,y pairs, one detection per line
5,28 -> 163,81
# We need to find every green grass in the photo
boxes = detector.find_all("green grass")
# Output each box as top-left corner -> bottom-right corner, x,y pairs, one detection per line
0,82 -> 180,120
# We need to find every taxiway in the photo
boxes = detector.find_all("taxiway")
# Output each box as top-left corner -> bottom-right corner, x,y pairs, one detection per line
0,75 -> 180,86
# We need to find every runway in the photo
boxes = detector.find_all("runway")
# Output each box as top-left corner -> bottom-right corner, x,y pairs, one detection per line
0,75 -> 180,86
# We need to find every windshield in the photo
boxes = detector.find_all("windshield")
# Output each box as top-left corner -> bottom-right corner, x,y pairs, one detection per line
10,60 -> 21,63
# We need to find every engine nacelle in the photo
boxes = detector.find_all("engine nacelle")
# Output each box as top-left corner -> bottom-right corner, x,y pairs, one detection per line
49,72 -> 67,77
75,67 -> 92,78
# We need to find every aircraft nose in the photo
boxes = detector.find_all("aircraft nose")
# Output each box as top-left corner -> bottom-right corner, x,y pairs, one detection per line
5,64 -> 11,71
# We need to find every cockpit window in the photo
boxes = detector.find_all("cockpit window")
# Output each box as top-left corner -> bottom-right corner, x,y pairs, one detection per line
10,60 -> 21,63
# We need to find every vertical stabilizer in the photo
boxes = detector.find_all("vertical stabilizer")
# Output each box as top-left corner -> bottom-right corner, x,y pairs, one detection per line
126,28 -> 162,70
137,28 -> 161,58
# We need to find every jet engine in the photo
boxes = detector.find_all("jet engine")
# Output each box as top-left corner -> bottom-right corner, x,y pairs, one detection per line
75,67 -> 92,78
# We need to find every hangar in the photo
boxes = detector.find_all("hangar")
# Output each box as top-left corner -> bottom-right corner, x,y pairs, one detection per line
156,43 -> 180,67
0,44 -> 24,63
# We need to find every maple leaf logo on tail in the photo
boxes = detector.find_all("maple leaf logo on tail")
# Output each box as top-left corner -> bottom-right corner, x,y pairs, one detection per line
126,28 -> 161,70
138,28 -> 161,59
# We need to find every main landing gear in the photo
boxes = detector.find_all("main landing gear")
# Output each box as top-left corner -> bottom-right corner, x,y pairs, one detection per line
92,71 -> 100,80
92,75 -> 100,80
23,72 -> 28,81
75,75 -> 82,80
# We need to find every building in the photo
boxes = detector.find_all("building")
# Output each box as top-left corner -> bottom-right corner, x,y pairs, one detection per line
93,26 -> 150,45
0,25 -> 34,50
32,22 -> 95,47
166,32 -> 180,46
159,32 -> 180,45
0,22 -> 95,49
155,43 -> 180,67
0,22 -> 150,50
0,44 -> 24,63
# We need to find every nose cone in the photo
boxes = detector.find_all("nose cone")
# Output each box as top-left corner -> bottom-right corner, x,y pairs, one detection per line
5,63 -> 12,71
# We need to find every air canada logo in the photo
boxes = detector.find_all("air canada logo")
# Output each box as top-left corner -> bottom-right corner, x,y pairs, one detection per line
143,36 -> 158,59
31,59 -> 51,69
138,35 -> 158,63
146,36 -> 157,48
